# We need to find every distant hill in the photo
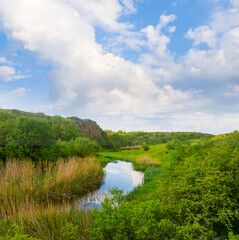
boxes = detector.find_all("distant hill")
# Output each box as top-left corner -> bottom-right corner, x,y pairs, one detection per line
0,109 -> 103,140
104,130 -> 212,147
0,109 -> 211,148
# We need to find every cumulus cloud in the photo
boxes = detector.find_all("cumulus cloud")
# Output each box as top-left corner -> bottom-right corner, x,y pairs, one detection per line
182,0 -> 239,79
0,0 -> 238,133
141,14 -> 176,55
186,25 -> 216,48
0,0 -> 199,120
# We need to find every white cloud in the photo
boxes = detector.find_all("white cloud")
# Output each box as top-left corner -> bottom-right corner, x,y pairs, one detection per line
0,1 -> 198,122
231,0 -> 239,8
141,14 -> 176,55
120,0 -> 136,14
59,0 -> 133,33
159,14 -> 176,28
0,0 -> 238,133
169,112 -> 239,134
0,65 -> 15,81
0,65 -> 30,81
182,1 -> 239,80
141,25 -> 170,54
224,85 -> 239,97
0,87 -> 29,102
0,57 -> 11,64
168,26 -> 176,33
186,25 -> 216,48
107,13 -> 177,56
211,1 -> 239,32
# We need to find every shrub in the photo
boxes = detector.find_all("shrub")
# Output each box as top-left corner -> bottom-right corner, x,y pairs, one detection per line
0,224 -> 40,240
143,145 -> 150,151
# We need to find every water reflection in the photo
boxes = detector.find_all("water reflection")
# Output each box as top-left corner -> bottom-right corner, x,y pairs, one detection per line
77,160 -> 144,209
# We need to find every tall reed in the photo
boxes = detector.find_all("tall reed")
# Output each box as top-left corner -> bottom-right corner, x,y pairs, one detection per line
0,157 -> 103,217
0,202 -> 93,239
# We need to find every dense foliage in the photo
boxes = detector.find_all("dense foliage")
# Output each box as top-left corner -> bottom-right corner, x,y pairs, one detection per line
90,132 -> 239,239
102,130 -> 210,148
1,109 -> 238,239
0,109 -> 210,162
0,110 -> 98,162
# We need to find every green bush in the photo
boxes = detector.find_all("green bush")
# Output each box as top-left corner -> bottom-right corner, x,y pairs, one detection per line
143,145 -> 150,151
62,223 -> 79,240
0,224 -> 40,240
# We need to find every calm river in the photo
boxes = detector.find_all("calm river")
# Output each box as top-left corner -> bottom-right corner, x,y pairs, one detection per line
76,160 -> 144,209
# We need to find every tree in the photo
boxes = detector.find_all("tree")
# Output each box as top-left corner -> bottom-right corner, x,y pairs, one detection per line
6,117 -> 58,161
51,115 -> 80,141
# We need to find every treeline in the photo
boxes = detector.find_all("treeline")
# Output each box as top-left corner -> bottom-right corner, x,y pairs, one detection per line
100,130 -> 210,148
0,110 -> 99,162
0,109 -> 211,162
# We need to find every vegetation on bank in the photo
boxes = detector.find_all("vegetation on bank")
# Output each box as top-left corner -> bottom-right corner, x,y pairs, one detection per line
98,143 -> 168,170
101,130 -> 210,148
0,132 -> 238,239
0,203 -> 93,239
90,132 -> 239,239
0,110 -> 99,163
0,157 -> 103,238
0,109 -> 238,239
0,109 -> 209,163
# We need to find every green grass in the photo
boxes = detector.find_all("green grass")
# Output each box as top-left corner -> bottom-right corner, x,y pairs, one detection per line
98,144 -> 170,170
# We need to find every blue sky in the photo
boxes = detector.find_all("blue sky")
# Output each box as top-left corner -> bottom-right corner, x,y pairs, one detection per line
0,0 -> 239,134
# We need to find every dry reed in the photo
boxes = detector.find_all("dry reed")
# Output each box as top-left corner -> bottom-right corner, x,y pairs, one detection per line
137,156 -> 161,166
0,157 -> 103,217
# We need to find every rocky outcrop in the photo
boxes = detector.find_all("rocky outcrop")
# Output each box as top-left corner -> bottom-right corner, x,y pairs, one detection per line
68,117 -> 103,140
2,109 -> 103,140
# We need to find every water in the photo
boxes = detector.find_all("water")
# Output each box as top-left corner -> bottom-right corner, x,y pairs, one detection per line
76,160 -> 144,209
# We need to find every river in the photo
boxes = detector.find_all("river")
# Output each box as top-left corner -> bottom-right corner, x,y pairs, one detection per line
76,160 -> 144,209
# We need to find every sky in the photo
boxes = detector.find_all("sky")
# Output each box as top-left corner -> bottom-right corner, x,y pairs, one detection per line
0,0 -> 239,134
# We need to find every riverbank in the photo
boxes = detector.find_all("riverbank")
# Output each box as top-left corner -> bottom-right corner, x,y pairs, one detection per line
1,133 -> 239,239
0,155 -> 153,239
97,144 -> 168,171
89,133 -> 239,239
0,157 -> 103,239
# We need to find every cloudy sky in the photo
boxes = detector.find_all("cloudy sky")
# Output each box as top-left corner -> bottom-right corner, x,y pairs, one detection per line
0,0 -> 238,134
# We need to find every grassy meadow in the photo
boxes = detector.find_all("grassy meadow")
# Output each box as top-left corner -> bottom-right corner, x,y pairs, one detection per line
98,143 -> 169,170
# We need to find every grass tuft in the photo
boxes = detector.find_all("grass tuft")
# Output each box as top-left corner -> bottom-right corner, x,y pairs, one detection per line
136,156 -> 161,166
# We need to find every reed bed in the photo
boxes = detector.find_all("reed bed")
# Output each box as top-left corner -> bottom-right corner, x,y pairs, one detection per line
0,201 -> 93,239
0,157 -> 103,217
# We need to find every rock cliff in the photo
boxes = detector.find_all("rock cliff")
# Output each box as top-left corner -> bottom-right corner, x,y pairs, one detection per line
68,117 -> 103,140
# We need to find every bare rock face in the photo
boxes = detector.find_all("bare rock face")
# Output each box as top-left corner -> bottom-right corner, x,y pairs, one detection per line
68,117 -> 103,140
